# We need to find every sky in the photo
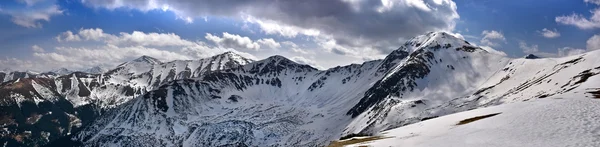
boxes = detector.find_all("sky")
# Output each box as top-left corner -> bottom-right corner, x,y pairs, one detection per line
0,0 -> 598,71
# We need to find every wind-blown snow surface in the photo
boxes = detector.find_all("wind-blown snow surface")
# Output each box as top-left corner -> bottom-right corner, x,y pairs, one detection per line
347,97 -> 600,147
73,32 -> 600,146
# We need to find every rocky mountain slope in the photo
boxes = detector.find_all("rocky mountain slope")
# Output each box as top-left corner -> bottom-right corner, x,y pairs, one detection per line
69,32 -> 600,146
0,52 -> 254,146
3,32 -> 600,147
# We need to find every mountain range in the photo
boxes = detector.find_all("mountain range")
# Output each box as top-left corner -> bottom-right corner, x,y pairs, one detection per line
1,32 -> 600,146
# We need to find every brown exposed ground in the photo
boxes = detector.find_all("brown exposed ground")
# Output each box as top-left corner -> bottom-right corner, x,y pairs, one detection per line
328,136 -> 389,147
456,113 -> 501,125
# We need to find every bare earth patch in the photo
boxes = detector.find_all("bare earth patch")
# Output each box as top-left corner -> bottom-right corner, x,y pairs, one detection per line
586,88 -> 600,99
328,136 -> 389,147
456,113 -> 501,125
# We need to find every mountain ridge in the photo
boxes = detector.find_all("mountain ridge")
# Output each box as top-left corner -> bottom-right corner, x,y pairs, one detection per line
2,31 -> 600,146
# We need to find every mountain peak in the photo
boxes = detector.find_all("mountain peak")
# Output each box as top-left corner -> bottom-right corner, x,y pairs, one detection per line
266,55 -> 290,61
132,55 -> 162,64
244,55 -> 317,75
50,68 -> 73,75
85,66 -> 107,74
209,51 -> 254,66
524,54 -> 540,59
401,31 -> 479,54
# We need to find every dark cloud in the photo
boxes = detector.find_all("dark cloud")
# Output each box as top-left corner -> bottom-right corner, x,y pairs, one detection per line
82,0 -> 458,53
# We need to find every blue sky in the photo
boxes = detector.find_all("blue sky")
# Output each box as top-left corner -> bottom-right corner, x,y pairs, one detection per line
0,0 -> 598,71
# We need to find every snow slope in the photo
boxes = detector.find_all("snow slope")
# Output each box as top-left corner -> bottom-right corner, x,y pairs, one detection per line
346,97 -> 600,147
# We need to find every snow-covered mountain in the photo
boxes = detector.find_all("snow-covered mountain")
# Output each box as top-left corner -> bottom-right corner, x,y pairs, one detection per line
0,71 -> 37,82
343,97 -> 600,147
0,52 -> 254,146
3,32 -> 600,147
68,32 -> 600,146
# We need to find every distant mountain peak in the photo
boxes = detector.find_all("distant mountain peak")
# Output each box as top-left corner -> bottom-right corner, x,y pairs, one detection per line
132,55 -> 162,64
265,55 -> 290,61
524,54 -> 540,59
50,68 -> 73,75
85,66 -> 107,74
243,55 -> 317,75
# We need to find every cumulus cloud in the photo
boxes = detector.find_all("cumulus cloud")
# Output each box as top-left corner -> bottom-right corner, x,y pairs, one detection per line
538,28 -> 561,38
257,38 -> 281,49
556,1 -> 600,29
2,4 -> 63,28
81,0 -> 460,55
205,32 -> 261,51
31,45 -> 44,52
78,28 -> 108,41
519,41 -> 539,54
587,34 -> 600,50
55,31 -> 81,42
57,28 -> 198,47
556,9 -> 600,29
0,57 -> 35,71
480,30 -> 506,47
32,45 -> 192,69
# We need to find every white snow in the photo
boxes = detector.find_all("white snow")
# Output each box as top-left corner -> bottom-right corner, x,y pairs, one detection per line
347,98 -> 600,147
73,32 -> 600,147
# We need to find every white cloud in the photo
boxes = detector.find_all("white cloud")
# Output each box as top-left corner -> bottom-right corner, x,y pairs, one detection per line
31,45 -> 44,52
32,45 -> 193,69
587,34 -> 600,50
281,41 -> 298,48
2,4 -> 63,28
519,41 -> 588,58
480,30 -> 506,47
78,28 -> 109,41
558,47 -> 586,57
57,28 -> 198,47
0,57 -> 35,71
243,16 -> 321,38
291,48 -> 312,55
257,38 -> 281,49
519,41 -> 539,54
55,30 -> 81,42
112,31 -> 197,47
205,32 -> 261,51
538,28 -> 561,38
585,0 -> 600,5
556,6 -> 600,29
291,56 -> 324,69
